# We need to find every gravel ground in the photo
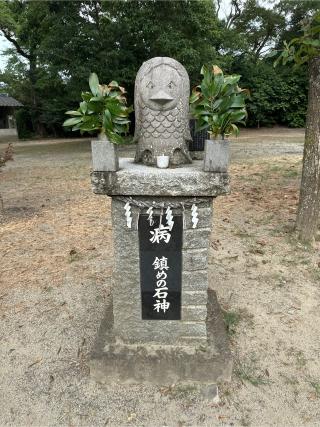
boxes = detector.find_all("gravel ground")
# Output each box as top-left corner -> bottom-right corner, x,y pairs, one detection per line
1,128 -> 320,426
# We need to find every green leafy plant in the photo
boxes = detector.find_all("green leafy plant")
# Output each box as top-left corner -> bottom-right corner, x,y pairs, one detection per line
63,73 -> 133,144
190,65 -> 248,139
272,12 -> 320,67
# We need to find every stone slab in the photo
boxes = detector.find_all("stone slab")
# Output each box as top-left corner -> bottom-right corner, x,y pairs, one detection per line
91,158 -> 229,197
204,139 -> 230,173
183,248 -> 208,271
90,290 -> 232,385
91,139 -> 119,172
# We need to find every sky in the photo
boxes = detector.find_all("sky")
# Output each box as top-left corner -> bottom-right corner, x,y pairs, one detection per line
0,35 -> 10,71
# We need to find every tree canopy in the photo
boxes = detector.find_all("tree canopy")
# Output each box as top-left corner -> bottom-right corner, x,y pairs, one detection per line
0,0 -> 319,137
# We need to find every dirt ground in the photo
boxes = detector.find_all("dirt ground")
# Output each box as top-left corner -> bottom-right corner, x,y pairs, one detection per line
1,128 -> 320,427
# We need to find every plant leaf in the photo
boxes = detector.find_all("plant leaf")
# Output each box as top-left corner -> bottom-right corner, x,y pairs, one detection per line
89,72 -> 100,96
63,117 -> 82,127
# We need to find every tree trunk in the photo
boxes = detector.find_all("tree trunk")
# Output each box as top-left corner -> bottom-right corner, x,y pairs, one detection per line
296,56 -> 320,243
28,51 -> 46,137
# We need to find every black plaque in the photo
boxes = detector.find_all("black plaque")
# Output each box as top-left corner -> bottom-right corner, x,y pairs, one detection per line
138,214 -> 182,320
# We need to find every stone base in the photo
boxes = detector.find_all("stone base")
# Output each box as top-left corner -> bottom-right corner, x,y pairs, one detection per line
90,289 -> 232,385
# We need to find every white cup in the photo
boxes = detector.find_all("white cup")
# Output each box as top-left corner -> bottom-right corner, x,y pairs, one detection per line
156,155 -> 170,169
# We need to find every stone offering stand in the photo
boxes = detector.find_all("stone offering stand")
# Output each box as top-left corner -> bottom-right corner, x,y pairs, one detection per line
89,58 -> 232,386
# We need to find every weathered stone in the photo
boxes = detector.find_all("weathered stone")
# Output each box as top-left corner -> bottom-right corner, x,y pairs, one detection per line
181,305 -> 207,321
134,57 -> 192,166
182,270 -> 208,291
183,248 -> 208,271
111,196 -> 211,345
179,336 -> 208,346
182,290 -> 208,306
91,139 -> 119,172
90,290 -> 233,385
203,139 -> 230,173
91,159 -> 229,197
179,321 -> 207,337
183,228 -> 211,249
184,206 -> 213,229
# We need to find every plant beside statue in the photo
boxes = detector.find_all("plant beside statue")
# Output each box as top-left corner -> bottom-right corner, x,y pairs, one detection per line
190,65 -> 248,172
63,73 -> 133,171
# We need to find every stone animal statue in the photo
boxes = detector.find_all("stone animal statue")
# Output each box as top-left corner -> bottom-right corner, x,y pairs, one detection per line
134,57 -> 192,166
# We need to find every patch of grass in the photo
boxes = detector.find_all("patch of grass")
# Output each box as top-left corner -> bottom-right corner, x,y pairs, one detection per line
234,355 -> 269,386
223,308 -> 254,336
269,165 -> 282,173
282,168 -> 299,178
223,310 -> 241,335
310,381 -> 320,397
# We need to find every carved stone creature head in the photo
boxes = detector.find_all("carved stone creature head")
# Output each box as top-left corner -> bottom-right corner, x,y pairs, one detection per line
134,57 -> 192,166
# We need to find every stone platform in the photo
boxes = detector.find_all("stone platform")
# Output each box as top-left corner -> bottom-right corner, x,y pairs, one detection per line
90,157 -> 232,384
90,290 -> 232,385
91,158 -> 229,197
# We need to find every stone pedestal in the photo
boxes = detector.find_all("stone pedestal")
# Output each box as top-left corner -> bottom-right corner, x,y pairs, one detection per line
90,158 -> 232,385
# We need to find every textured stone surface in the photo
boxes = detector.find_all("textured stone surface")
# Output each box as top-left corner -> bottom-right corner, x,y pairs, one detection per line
184,206 -> 212,229
183,248 -> 208,271
204,139 -> 230,173
182,290 -> 208,305
181,305 -> 207,321
183,228 -> 211,249
134,57 -> 192,166
90,290 -> 233,385
91,139 -> 119,172
111,196 -> 214,345
182,270 -> 208,291
91,158 -> 229,197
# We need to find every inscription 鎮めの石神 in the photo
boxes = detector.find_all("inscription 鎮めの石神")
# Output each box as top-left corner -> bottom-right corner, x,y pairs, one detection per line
149,207 -> 174,313
152,256 -> 170,313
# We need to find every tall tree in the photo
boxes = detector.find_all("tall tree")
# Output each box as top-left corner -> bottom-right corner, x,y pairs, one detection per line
275,11 -> 320,243
0,1 -> 49,135
218,0 -> 285,60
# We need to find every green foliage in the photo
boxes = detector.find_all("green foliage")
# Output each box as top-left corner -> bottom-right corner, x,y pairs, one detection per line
15,108 -> 34,139
235,59 -> 307,127
190,65 -> 247,138
63,73 -> 133,144
273,11 -> 320,67
223,309 -> 241,335
0,0 -> 313,135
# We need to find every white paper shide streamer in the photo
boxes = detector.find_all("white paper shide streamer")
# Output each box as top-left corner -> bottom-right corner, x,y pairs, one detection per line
165,206 -> 174,231
146,206 -> 154,226
124,202 -> 132,228
191,204 -> 199,228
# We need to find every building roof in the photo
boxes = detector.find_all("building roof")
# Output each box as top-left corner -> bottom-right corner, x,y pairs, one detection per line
0,94 -> 23,107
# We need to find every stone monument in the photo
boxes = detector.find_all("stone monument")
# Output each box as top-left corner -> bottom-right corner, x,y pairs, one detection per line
90,57 -> 232,386
134,57 -> 192,166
